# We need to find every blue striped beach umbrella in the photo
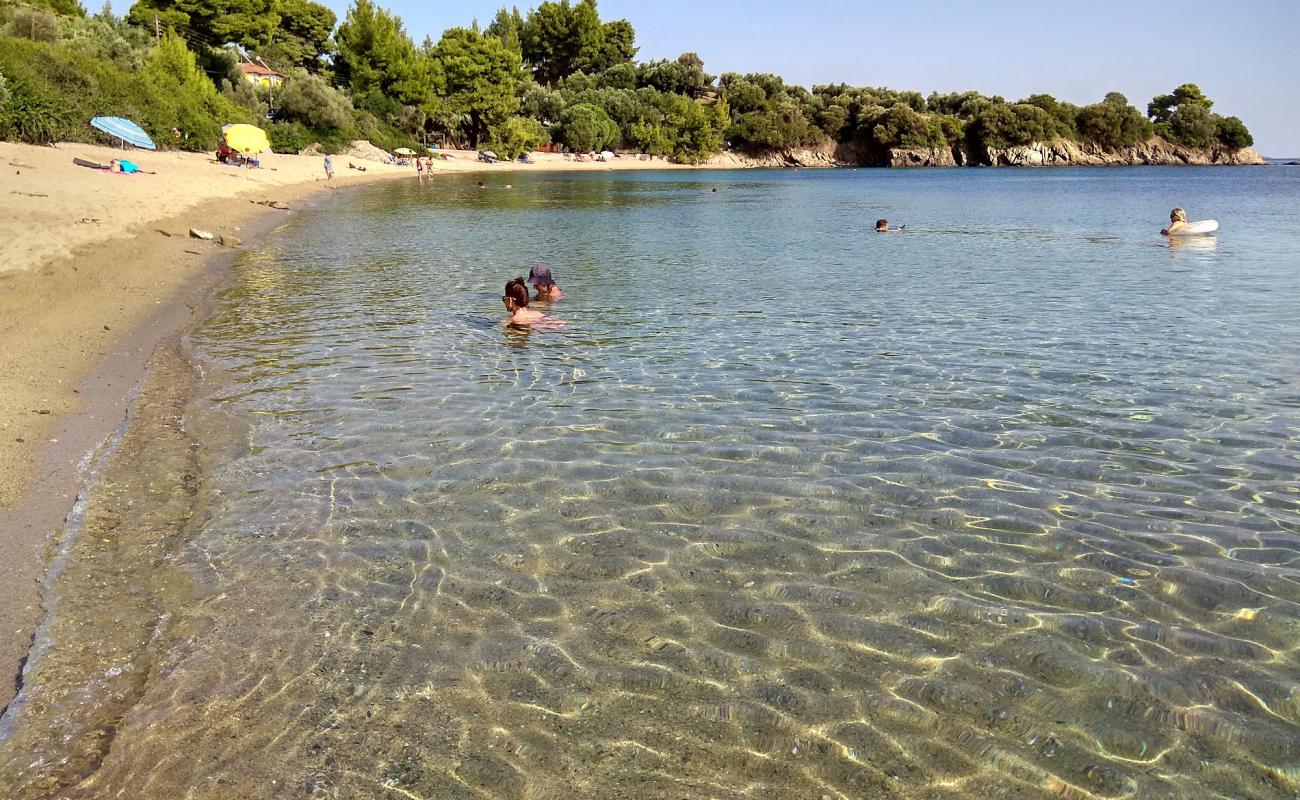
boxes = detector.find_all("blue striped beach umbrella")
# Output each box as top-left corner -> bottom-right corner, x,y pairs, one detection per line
89,116 -> 156,150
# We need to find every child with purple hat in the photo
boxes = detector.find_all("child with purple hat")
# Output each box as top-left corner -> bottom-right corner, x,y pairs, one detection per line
528,262 -> 563,301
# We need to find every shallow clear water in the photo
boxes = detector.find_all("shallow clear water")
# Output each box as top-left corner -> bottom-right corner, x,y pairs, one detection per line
3,167 -> 1300,799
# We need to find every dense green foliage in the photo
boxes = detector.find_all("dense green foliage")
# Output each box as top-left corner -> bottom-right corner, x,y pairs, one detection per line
0,30 -> 247,146
1147,83 -> 1251,149
0,0 -> 1257,162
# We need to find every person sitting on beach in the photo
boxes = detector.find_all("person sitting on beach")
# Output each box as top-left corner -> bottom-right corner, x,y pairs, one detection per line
503,277 -> 549,325
1161,208 -> 1188,235
528,262 -> 563,301
875,218 -> 904,232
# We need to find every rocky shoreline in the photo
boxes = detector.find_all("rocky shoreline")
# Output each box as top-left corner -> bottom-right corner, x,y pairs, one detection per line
718,136 -> 1265,168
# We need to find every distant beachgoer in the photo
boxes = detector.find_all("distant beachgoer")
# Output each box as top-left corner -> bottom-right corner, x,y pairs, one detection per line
109,158 -> 140,174
710,188 -> 718,193
528,262 -> 563,301
324,154 -> 334,180
477,181 -> 486,189
416,158 -> 424,177
875,218 -> 904,232
503,277 -> 549,325
1161,208 -> 1187,235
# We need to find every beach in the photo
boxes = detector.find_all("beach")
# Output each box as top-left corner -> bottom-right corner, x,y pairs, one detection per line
0,141 -> 707,714
1,160 -> 1297,797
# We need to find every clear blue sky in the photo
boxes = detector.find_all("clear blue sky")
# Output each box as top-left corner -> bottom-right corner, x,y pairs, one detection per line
153,0 -> 1300,155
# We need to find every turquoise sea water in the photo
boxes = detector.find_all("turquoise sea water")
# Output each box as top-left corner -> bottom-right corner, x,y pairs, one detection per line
2,166 -> 1299,799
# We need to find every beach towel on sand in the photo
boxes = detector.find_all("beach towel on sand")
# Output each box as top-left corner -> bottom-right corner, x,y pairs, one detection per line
73,157 -> 154,174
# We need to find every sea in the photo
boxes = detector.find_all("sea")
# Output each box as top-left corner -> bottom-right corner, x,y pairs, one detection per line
1,165 -> 1298,799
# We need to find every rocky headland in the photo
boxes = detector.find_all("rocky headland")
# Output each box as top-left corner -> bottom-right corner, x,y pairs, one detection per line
723,136 -> 1265,168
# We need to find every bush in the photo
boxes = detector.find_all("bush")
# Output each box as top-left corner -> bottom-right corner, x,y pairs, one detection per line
484,115 -> 545,159
0,34 -> 248,149
222,76 -> 268,117
267,120 -> 313,153
60,11 -> 151,70
277,72 -> 353,130
557,102 -> 618,152
4,6 -> 61,42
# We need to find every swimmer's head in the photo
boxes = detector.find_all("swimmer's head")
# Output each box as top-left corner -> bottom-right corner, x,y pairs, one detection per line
503,277 -> 530,311
875,219 -> 888,231
1170,208 -> 1186,222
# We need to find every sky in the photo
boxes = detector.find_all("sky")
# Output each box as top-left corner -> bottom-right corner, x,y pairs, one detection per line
132,0 -> 1300,155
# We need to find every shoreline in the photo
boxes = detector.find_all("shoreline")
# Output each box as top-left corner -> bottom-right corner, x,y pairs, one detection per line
0,150 -> 398,713
0,138 -> 1276,714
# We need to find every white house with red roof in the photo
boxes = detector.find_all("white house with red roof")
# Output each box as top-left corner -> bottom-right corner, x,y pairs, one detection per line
238,61 -> 285,89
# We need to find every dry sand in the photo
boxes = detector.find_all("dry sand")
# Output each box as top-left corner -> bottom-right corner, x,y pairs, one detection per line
0,140 -> 719,712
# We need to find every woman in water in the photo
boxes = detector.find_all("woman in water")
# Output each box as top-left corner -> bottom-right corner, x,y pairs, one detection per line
502,277 -> 558,326
1161,208 -> 1188,235
528,262 -> 563,301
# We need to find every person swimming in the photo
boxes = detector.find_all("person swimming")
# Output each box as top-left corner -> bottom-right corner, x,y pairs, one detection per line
528,262 -> 563,301
1161,208 -> 1188,235
503,277 -> 550,325
875,218 -> 904,232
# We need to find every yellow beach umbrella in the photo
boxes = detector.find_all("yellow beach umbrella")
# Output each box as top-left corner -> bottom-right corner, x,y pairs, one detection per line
224,123 -> 270,154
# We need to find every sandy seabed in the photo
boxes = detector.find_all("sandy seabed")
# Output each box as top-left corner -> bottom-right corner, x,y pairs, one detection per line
0,141 -> 711,712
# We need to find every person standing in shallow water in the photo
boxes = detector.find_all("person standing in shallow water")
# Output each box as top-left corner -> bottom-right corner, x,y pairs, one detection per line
324,154 -> 333,180
528,262 -> 563,301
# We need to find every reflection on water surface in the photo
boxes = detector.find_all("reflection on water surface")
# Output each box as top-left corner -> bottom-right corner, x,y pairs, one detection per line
2,168 -> 1299,799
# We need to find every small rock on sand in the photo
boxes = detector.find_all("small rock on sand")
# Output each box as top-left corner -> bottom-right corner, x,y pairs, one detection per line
188,228 -> 214,240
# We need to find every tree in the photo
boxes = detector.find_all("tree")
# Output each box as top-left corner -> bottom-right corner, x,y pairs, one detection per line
967,103 -> 1050,150
127,0 -> 280,49
263,0 -> 334,68
334,0 -> 420,107
1020,93 -> 1078,139
1215,115 -> 1252,149
142,32 -> 249,145
29,0 -> 86,17
660,94 -> 725,163
1165,102 -> 1217,148
598,61 -> 635,90
675,51 -> 709,98
520,0 -> 604,84
557,101 -> 617,151
1148,82 -> 1211,124
486,6 -> 524,54
595,19 -> 635,70
429,25 -> 522,147
867,102 -> 945,149
1076,92 -> 1152,149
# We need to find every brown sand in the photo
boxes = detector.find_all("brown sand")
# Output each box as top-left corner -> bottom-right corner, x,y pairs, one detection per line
0,140 -> 722,712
